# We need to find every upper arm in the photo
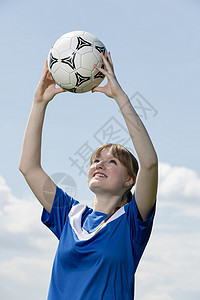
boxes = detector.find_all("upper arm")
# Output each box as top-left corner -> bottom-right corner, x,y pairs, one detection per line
22,167 -> 56,213
134,163 -> 158,221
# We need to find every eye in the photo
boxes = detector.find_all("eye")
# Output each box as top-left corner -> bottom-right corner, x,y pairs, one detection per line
93,159 -> 100,164
109,159 -> 117,164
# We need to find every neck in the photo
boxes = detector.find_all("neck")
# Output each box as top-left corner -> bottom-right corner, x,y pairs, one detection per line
93,193 -> 122,215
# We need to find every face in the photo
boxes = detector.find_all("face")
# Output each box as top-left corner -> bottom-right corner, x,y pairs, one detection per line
88,147 -> 133,196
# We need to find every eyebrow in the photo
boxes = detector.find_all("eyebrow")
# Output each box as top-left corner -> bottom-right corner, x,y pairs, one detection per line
93,156 -> 117,160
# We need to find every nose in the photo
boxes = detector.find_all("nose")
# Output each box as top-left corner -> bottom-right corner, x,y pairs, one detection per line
96,160 -> 105,169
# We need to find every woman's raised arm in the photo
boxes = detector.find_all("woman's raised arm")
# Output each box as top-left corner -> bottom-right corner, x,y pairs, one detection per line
19,61 -> 65,213
93,52 -> 158,220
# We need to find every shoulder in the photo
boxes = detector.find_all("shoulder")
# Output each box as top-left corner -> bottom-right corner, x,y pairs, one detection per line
123,193 -> 156,247
54,186 -> 80,209
124,193 -> 156,226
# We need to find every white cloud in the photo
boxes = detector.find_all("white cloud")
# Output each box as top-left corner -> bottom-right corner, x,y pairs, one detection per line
0,174 -> 57,299
0,174 -> 42,234
135,232 -> 200,300
0,176 -> 11,210
0,256 -> 49,281
158,163 -> 200,220
0,256 -> 51,300
159,162 -> 200,200
135,163 -> 200,299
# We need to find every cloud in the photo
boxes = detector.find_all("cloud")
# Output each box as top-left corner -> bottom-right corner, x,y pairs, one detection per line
135,232 -> 200,300
0,256 -> 51,300
135,163 -> 200,299
158,162 -> 200,200
0,174 -> 42,234
158,163 -> 200,220
0,174 -> 58,248
0,174 -> 57,299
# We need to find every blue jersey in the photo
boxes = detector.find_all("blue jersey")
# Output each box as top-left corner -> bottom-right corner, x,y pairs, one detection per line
42,186 -> 155,300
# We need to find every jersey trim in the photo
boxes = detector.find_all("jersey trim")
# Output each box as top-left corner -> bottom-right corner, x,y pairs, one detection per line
69,203 -> 125,241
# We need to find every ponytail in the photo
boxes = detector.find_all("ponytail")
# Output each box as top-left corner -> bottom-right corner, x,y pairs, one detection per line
121,190 -> 133,206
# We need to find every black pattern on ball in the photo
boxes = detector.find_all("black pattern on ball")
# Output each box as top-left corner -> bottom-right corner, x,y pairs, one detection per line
94,63 -> 105,79
75,72 -> 90,87
67,87 -> 77,93
94,71 -> 105,79
76,37 -> 92,50
49,53 -> 58,69
95,46 -> 106,54
61,52 -> 76,70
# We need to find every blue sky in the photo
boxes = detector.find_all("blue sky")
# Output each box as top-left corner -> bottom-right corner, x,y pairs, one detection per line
0,0 -> 200,299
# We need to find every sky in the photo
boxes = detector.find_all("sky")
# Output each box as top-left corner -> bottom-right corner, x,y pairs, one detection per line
0,0 -> 200,299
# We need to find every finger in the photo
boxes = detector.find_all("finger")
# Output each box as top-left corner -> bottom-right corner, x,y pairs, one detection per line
45,64 -> 56,83
106,51 -> 114,71
100,52 -> 113,74
94,64 -> 108,77
45,58 -> 48,68
46,69 -> 54,81
56,87 -> 67,94
42,59 -> 48,75
92,86 -> 105,93
49,86 -> 66,101
41,62 -> 50,83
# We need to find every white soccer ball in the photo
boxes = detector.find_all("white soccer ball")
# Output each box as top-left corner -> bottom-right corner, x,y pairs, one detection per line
48,31 -> 107,93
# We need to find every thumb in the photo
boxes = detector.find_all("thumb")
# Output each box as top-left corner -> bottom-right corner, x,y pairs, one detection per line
56,87 -> 67,94
92,86 -> 104,93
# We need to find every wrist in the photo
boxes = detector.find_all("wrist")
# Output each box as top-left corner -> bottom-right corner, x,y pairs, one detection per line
33,94 -> 49,107
32,99 -> 48,114
114,91 -> 129,106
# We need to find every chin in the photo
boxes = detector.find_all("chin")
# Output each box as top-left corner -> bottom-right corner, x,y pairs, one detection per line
88,181 -> 106,194
88,182 -> 100,192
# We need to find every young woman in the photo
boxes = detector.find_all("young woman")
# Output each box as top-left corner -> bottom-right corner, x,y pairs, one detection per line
19,52 -> 158,299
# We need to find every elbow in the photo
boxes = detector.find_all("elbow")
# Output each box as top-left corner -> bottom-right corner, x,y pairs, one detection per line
19,162 -> 26,176
19,161 -> 41,178
18,161 -> 32,177
141,153 -> 158,171
150,153 -> 158,169
148,154 -> 158,171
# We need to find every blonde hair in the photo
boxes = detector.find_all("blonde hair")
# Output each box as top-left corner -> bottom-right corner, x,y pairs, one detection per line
90,144 -> 139,205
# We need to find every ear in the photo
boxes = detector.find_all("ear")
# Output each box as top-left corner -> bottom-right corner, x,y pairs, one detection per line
124,176 -> 135,187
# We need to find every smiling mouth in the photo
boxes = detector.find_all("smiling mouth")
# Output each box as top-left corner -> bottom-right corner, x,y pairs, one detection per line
93,172 -> 107,178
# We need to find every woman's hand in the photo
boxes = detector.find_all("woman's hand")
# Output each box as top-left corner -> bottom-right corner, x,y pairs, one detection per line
92,52 -> 126,99
34,60 -> 66,105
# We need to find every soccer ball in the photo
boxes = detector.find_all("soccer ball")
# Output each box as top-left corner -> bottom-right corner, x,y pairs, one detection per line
48,31 -> 107,93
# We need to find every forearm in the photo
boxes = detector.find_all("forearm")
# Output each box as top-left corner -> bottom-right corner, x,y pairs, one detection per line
115,92 -> 158,169
19,101 -> 47,175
